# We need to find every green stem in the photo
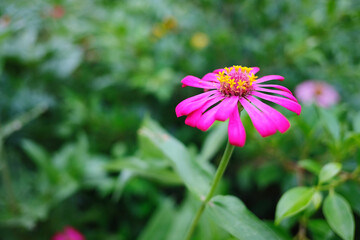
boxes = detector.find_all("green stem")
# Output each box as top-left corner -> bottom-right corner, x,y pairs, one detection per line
0,137 -> 19,213
316,167 -> 360,191
0,105 -> 47,213
185,141 -> 235,240
0,104 -> 48,138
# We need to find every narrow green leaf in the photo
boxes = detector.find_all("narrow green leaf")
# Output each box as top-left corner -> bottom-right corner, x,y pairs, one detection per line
353,112 -> 360,133
298,159 -> 322,175
138,117 -> 212,197
21,139 -> 58,182
318,162 -> 342,184
165,196 -> 196,240
106,157 -> 182,185
206,195 -> 283,240
112,171 -> 134,201
198,122 -> 227,162
323,192 -> 355,240
275,187 -> 315,224
22,140 -> 49,168
197,211 -> 230,240
138,198 -> 175,240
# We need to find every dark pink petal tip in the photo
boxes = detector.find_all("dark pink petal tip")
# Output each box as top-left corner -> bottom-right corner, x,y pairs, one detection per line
52,227 -> 85,240
228,108 -> 246,147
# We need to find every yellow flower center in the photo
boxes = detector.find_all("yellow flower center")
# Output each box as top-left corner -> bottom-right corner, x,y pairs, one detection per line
216,65 -> 258,96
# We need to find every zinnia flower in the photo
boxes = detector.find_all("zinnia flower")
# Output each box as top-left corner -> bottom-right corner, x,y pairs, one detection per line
175,66 -> 301,147
52,226 -> 85,240
295,80 -> 339,108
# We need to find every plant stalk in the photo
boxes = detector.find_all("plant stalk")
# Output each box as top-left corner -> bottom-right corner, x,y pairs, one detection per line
184,141 -> 235,240
0,137 -> 19,213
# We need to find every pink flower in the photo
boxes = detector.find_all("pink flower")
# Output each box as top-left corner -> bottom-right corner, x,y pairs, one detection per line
175,66 -> 301,147
50,5 -> 65,19
52,226 -> 85,240
295,80 -> 340,108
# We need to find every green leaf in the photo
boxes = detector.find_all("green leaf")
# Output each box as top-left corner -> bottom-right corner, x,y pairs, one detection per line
165,196 -> 196,240
206,195 -> 283,240
304,191 -> 323,217
106,157 -> 182,185
308,219 -> 335,240
323,192 -> 355,240
298,159 -> 322,175
138,198 -> 175,240
353,111 -> 360,133
197,211 -> 230,240
112,171 -> 133,201
21,140 -> 58,183
138,117 -> 212,198
318,162 -> 342,184
198,122 -> 227,162
319,108 -> 341,142
275,187 -> 315,224
337,180 -> 360,216
22,140 -> 49,168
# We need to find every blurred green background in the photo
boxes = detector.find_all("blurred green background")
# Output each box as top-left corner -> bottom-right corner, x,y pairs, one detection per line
0,0 -> 359,239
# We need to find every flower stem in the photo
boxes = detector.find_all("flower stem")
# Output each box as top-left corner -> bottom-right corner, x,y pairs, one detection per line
185,141 -> 235,240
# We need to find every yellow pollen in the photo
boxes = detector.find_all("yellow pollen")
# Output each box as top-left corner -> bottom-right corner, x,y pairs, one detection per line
224,67 -> 233,73
233,65 -> 241,71
216,65 -> 257,96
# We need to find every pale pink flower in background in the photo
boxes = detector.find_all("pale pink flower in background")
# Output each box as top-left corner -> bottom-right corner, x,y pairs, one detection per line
175,65 -> 301,147
295,80 -> 340,108
50,5 -> 65,19
52,226 -> 85,240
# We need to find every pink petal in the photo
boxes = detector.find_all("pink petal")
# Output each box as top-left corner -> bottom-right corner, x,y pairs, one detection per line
255,84 -> 292,93
215,96 -> 239,121
196,103 -> 222,131
185,109 -> 203,127
252,92 -> 302,115
228,107 -> 246,147
247,96 -> 290,133
181,76 -> 219,89
64,227 -> 85,240
202,73 -> 220,83
213,68 -> 225,74
185,96 -> 224,127
255,75 -> 284,84
52,234 -> 66,240
250,67 -> 260,75
254,87 -> 298,102
175,90 -> 218,117
176,97 -> 209,117
239,98 -> 277,137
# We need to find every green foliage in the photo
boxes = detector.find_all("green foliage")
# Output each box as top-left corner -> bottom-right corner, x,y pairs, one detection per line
318,163 -> 342,184
0,0 -> 359,239
275,187 -> 315,224
206,195 -> 284,240
138,117 -> 214,198
323,192 -> 355,240
137,198 -> 176,240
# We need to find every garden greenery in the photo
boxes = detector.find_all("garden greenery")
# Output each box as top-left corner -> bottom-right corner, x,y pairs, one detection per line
0,0 -> 359,239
